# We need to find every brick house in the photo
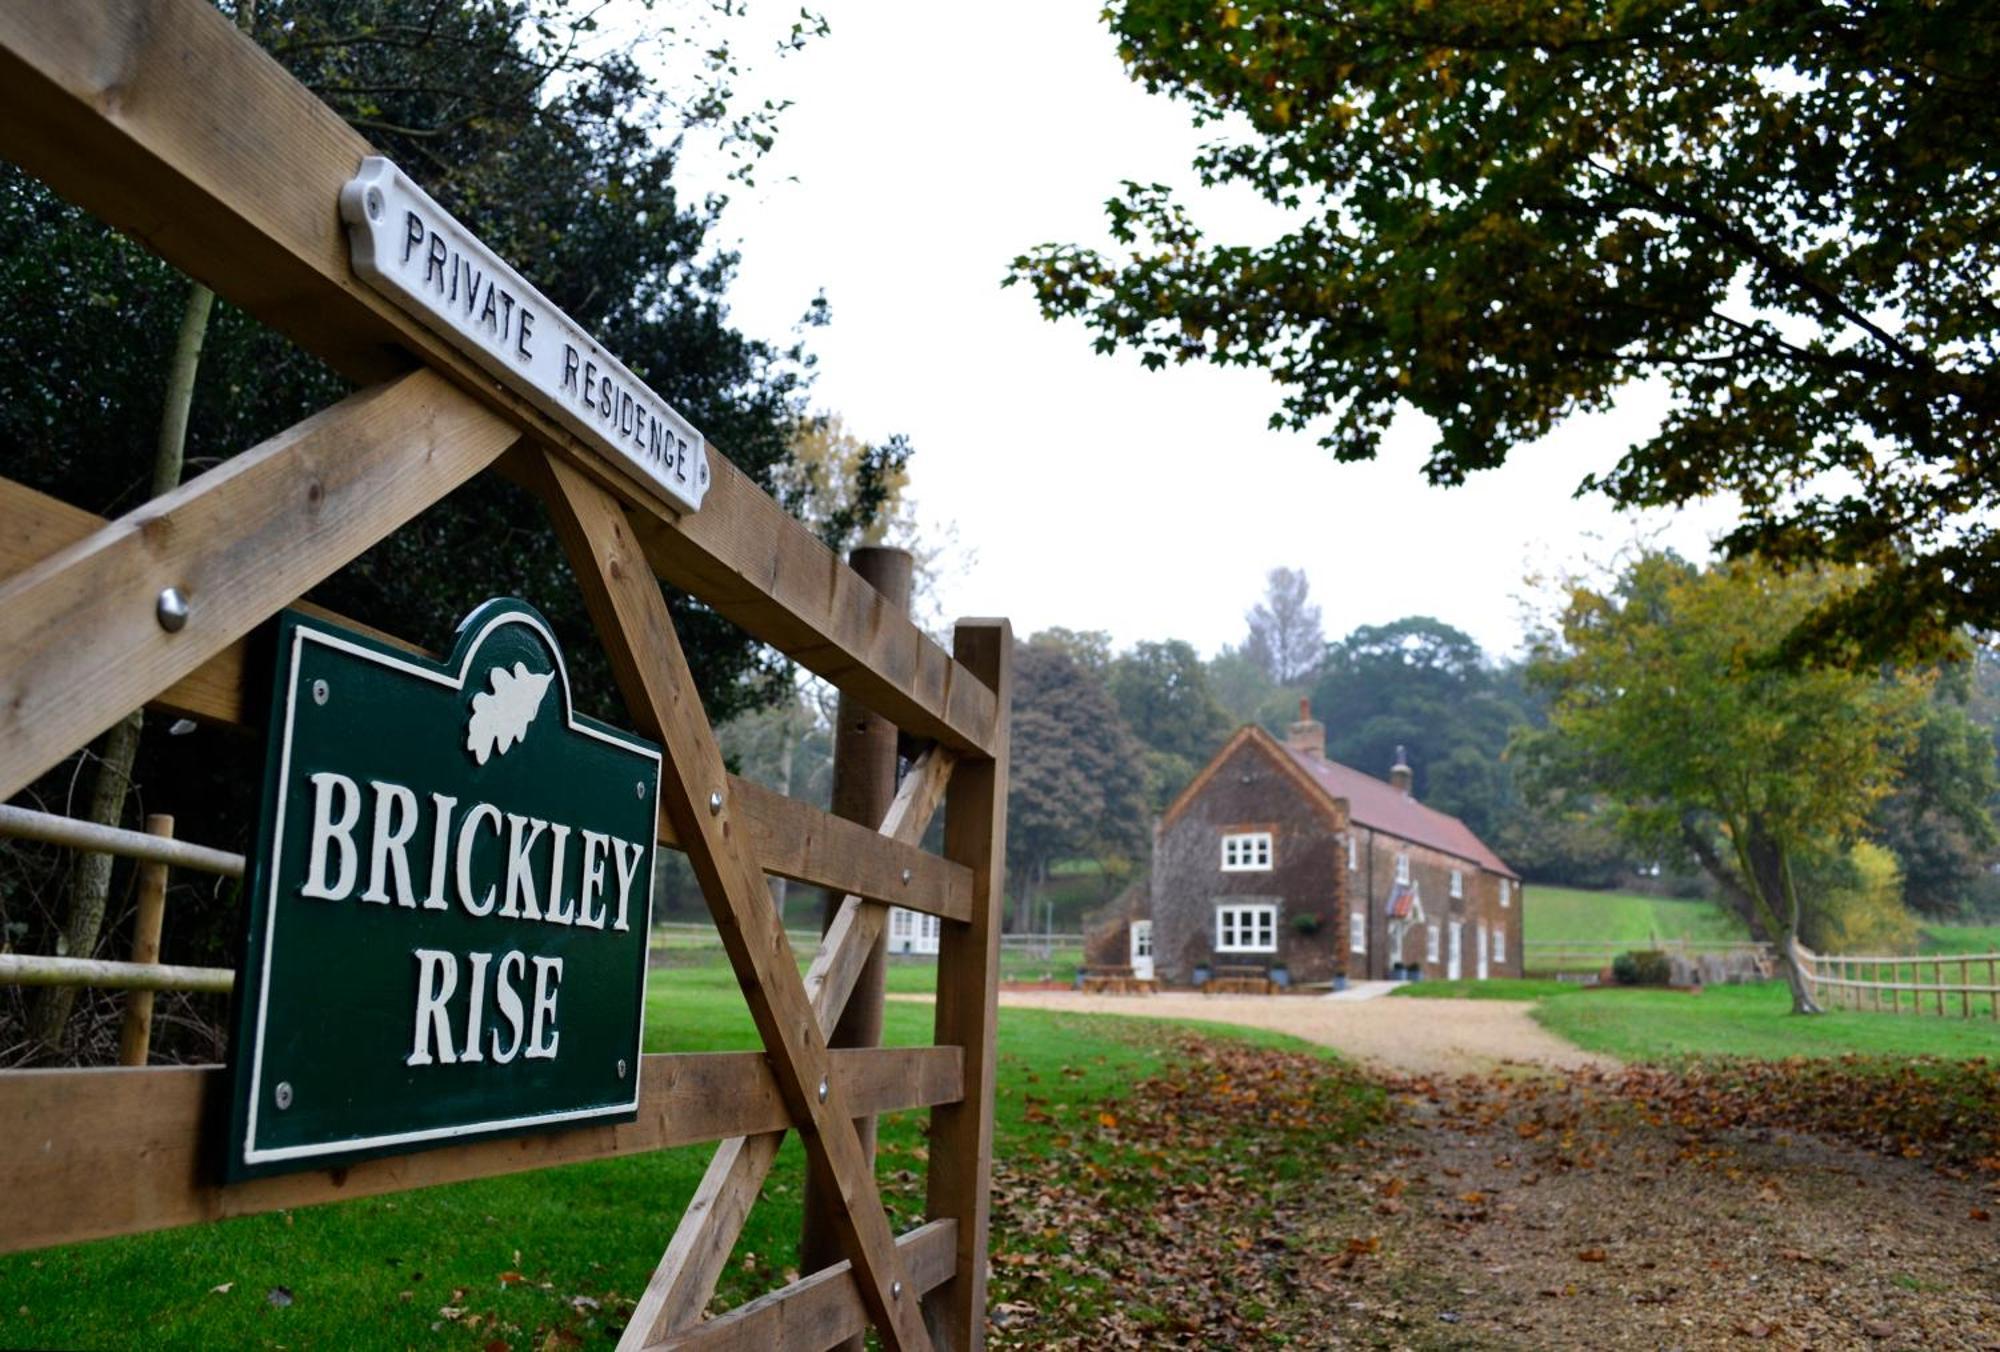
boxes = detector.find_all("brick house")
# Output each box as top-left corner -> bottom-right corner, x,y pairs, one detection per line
1107,701 -> 1521,986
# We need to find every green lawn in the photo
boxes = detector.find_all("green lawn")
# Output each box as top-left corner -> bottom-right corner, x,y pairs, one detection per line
1388,978 -> 1582,1002
1525,884 -> 1748,947
1533,980 -> 2000,1061
0,962 -> 1331,1350
1920,923 -> 2000,956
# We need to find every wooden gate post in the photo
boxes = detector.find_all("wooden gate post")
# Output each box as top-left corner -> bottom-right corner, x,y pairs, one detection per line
115,814 -> 173,1066
924,620 -> 1011,1351
803,546 -> 912,1328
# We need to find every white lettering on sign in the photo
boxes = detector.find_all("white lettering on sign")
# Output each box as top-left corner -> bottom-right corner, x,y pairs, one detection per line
299,770 -> 646,1071
300,772 -> 646,928
339,156 -> 710,514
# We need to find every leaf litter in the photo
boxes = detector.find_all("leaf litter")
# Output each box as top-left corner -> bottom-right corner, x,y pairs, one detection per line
979,1036 -> 2000,1349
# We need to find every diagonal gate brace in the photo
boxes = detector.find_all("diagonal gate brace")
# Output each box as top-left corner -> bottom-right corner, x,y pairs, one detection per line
537,451 -> 935,1352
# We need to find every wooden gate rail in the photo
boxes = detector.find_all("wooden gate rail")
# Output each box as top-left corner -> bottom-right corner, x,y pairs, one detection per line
0,0 -> 999,762
0,1046 -> 961,1256
0,480 -> 971,923
623,749 -> 958,1346
0,2 -> 1013,1346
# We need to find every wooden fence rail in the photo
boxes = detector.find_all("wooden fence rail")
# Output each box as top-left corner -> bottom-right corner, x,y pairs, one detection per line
1795,944 -> 2000,1019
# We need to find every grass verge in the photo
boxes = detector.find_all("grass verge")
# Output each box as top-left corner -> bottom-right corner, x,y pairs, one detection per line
1533,980 -> 2000,1061
1388,978 -> 1582,1001
0,967 -> 1368,1349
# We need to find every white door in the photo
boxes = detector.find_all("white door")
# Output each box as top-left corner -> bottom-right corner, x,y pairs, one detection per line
1476,922 -> 1490,980
1129,920 -> 1154,981
1447,922 -> 1463,981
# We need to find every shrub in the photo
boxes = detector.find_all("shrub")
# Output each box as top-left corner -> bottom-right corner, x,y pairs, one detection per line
1800,841 -> 1919,954
1612,950 -> 1672,986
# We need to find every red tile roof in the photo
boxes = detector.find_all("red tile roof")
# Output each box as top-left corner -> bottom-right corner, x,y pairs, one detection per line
1278,741 -> 1520,879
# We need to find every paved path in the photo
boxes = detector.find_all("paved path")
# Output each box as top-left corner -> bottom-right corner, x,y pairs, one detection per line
972,989 -> 1618,1076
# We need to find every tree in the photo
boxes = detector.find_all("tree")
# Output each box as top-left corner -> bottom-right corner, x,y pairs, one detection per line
1524,554 -> 1928,1013
1005,637 -> 1150,932
1011,2 -> 2000,656
777,414 -> 915,556
1866,672 -> 2000,919
1245,567 -> 1323,684
1311,617 -> 1521,824
1108,639 -> 1233,811
0,0 -> 840,1061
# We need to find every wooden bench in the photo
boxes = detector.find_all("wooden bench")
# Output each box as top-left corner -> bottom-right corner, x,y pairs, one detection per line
1079,965 -> 1157,995
1204,964 -> 1274,995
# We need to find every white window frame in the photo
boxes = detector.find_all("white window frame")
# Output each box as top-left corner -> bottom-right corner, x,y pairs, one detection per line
1221,831 -> 1273,872
1394,852 -> 1411,885
1349,911 -> 1367,954
1426,923 -> 1441,963
1449,868 -> 1463,899
1215,903 -> 1278,953
1346,834 -> 1358,872
1132,920 -> 1154,958
1493,924 -> 1506,964
1499,878 -> 1512,908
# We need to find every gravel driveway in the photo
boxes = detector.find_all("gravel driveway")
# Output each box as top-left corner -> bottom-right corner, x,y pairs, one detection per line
981,990 -> 1617,1076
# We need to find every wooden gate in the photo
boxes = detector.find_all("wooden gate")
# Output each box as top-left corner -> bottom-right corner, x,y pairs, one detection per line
0,3 -> 1010,1347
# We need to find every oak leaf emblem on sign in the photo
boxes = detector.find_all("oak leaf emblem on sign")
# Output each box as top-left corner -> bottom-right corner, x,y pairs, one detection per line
466,662 -> 554,764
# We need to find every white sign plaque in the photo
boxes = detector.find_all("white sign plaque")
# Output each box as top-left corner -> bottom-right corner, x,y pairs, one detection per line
340,157 -> 710,513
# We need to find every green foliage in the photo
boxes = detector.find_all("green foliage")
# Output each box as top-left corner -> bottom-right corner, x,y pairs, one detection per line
1310,616 -> 1525,839
1614,950 -> 1673,986
1012,0 -> 2000,656
1798,841 -> 1920,954
1107,639 -> 1232,810
1005,636 -> 1151,927
0,0 -> 845,1056
1867,677 -> 2000,919
1523,554 -> 1929,978
1203,643 -> 1300,734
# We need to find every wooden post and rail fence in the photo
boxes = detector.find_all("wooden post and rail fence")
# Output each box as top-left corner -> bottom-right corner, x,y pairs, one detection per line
0,3 -> 1012,1347
1794,943 -> 2000,1019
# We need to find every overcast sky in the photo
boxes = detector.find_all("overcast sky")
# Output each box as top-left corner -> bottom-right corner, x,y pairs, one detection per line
666,1 -> 1740,660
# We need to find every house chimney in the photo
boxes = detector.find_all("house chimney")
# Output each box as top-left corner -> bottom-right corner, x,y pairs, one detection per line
1286,697 -> 1325,760
1390,745 -> 1413,797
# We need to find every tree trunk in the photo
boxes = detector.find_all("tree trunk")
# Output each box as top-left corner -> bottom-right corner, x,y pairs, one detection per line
1683,814 -> 1822,1014
25,279 -> 214,1061
25,711 -> 143,1059
1775,931 -> 1823,1016
1744,825 -> 1822,1016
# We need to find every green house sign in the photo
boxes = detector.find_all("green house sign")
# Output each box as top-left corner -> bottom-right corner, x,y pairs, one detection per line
224,600 -> 661,1181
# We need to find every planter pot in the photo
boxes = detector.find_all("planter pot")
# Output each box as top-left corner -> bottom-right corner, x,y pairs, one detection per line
1270,966 -> 1291,989
1192,964 -> 1212,989
1333,974 -> 1349,992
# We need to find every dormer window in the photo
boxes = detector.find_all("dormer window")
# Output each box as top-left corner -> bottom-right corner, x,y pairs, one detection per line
1221,831 -> 1273,872
1394,853 -> 1411,885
